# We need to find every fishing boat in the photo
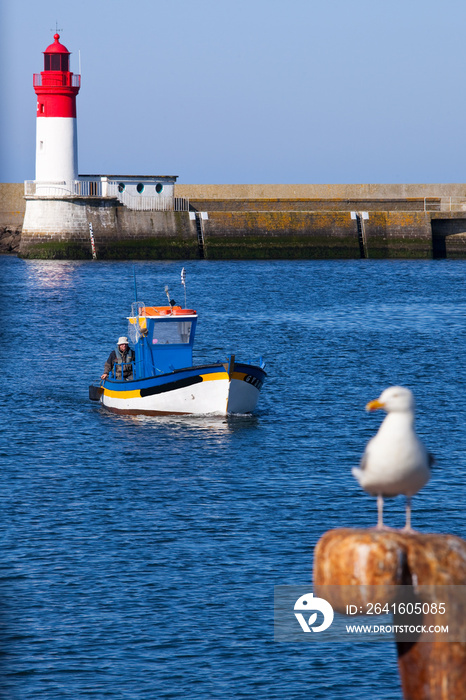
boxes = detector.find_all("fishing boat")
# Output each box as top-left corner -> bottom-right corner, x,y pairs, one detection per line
89,277 -> 266,416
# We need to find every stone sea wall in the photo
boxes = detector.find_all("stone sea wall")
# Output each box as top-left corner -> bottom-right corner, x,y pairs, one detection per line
198,210 -> 434,259
4,183 -> 466,259
19,198 -> 198,259
175,183 -> 466,199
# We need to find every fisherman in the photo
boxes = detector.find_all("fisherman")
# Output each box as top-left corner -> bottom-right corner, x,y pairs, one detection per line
101,336 -> 134,381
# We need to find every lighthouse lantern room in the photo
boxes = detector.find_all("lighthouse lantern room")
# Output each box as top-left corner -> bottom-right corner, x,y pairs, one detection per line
33,34 -> 81,189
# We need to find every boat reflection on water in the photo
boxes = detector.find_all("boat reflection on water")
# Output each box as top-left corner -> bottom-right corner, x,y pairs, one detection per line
97,407 -> 261,436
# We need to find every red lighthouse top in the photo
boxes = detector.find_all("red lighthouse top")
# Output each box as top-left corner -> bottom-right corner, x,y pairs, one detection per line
43,34 -> 70,71
34,33 -> 80,118
45,33 -> 69,52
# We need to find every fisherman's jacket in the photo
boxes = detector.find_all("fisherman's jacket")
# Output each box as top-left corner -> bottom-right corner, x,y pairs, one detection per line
104,346 -> 134,380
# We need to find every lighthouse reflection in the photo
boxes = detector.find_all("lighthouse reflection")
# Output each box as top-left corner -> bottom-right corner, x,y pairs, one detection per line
24,259 -> 82,289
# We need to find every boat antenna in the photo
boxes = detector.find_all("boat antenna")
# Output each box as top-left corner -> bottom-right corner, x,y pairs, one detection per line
181,267 -> 187,307
165,285 -> 176,313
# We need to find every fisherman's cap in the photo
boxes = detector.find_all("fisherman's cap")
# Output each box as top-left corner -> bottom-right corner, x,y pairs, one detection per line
117,336 -> 129,345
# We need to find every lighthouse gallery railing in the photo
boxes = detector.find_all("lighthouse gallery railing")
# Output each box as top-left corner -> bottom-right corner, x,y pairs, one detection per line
33,73 -> 81,88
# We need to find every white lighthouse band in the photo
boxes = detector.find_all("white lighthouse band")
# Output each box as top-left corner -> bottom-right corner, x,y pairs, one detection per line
36,117 -> 78,186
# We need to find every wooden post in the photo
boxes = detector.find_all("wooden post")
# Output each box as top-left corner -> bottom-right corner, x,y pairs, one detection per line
313,529 -> 466,700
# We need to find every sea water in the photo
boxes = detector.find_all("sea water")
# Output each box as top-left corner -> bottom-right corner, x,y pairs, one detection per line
1,256 -> 465,699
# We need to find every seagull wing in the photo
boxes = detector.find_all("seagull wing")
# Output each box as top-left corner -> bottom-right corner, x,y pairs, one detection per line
359,435 -> 376,471
352,439 -> 373,484
359,451 -> 368,471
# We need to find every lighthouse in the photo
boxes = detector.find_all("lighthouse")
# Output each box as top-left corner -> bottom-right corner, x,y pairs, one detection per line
33,33 -> 81,189
21,30 -> 182,259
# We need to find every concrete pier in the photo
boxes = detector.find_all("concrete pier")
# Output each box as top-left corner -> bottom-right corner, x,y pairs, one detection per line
3,183 -> 466,259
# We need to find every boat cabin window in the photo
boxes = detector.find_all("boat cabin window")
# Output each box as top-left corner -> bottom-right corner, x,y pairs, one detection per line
151,321 -> 192,345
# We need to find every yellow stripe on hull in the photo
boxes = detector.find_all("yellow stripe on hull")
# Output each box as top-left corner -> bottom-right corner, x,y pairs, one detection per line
200,372 -> 229,382
103,387 -> 142,399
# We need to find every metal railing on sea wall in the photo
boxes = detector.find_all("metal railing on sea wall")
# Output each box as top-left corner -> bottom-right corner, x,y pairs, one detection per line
24,180 -> 189,211
108,186 -> 189,212
424,197 -> 466,212
25,180 -> 76,196
24,180 -> 102,197
106,181 -> 189,211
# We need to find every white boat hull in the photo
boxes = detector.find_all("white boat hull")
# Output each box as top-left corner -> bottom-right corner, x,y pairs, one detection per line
97,363 -> 265,416
102,376 -> 230,415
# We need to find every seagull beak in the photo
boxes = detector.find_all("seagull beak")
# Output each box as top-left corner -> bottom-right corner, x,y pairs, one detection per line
366,399 -> 385,412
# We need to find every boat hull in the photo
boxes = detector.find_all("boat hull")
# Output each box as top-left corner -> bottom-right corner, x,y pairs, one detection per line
93,363 -> 266,416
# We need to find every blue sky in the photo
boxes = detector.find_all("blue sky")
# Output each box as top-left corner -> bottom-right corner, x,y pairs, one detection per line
2,0 -> 465,184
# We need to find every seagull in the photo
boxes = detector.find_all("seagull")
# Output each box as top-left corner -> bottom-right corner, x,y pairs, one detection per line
352,386 -> 433,531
